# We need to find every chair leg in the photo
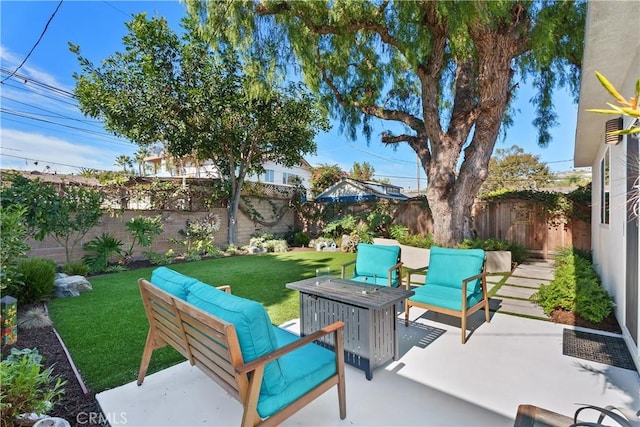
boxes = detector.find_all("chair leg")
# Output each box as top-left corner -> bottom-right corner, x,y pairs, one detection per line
461,315 -> 467,344
137,329 -> 155,385
484,300 -> 491,323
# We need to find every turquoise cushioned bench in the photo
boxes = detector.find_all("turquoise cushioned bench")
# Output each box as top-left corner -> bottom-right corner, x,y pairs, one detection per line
404,246 -> 490,344
341,243 -> 403,287
138,267 -> 346,426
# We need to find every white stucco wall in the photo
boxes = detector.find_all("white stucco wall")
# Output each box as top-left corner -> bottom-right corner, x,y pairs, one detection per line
589,63 -> 640,367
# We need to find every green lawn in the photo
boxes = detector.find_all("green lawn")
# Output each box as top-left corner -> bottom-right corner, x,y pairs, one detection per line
47,251 -> 354,393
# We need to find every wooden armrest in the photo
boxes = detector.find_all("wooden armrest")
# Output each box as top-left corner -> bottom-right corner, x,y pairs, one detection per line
462,271 -> 487,284
236,321 -> 345,375
387,261 -> 403,273
216,285 -> 232,294
406,265 -> 429,274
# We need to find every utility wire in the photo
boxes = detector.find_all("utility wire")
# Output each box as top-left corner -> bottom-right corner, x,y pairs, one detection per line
1,0 -> 64,84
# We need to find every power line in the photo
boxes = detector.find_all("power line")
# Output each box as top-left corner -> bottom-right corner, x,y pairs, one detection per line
1,95 -> 106,128
1,0 -> 64,84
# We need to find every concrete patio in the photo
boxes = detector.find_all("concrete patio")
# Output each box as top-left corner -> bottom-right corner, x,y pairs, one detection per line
97,308 -> 640,426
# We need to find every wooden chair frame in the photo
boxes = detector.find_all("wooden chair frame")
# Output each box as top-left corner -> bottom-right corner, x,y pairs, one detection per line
404,260 -> 490,344
137,278 -> 346,427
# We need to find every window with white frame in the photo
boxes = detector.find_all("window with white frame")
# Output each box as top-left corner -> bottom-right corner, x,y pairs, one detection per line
263,169 -> 275,183
282,172 -> 298,185
600,146 -> 610,224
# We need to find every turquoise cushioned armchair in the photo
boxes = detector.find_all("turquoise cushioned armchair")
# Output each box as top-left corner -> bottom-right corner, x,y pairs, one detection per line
404,246 -> 490,343
341,243 -> 403,287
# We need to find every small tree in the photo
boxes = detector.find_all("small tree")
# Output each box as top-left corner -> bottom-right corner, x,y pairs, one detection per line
349,162 -> 375,181
0,173 -> 104,264
481,145 -> 552,194
310,164 -> 344,196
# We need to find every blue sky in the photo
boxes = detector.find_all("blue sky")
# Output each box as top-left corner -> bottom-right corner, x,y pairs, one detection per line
1,1 -> 581,191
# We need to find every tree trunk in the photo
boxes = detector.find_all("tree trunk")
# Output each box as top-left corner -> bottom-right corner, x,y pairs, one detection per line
227,190 -> 241,246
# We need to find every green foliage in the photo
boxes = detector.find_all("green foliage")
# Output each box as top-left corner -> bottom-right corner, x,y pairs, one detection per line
248,232 -> 289,253
0,205 -> 29,291
480,145 -> 553,194
310,164 -> 344,196
389,224 -> 435,248
124,215 -> 163,260
0,173 -> 104,263
62,261 -> 90,277
530,248 -> 613,323
349,162 -> 375,181
0,348 -> 66,425
481,187 -> 592,225
323,215 -> 357,239
143,250 -> 175,266
71,13 -> 328,245
82,233 -> 123,274
458,238 -> 528,265
389,224 -> 409,242
293,231 -> 311,247
12,258 -> 57,304
172,214 -> 222,256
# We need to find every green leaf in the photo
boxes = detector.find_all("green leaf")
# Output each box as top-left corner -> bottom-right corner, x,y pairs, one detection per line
594,71 -> 626,103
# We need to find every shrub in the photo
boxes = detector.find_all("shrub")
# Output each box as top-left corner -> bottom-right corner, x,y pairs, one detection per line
12,258 -> 57,304
0,205 -> 29,291
62,261 -> 90,277
530,247 -> 613,323
83,233 -> 123,273
293,231 -> 311,247
143,250 -> 175,266
123,215 -> 163,261
172,214 -> 221,256
459,237 -> 528,264
0,348 -> 66,425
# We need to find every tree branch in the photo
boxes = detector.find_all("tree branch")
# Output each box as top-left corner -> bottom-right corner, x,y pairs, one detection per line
314,43 -> 424,133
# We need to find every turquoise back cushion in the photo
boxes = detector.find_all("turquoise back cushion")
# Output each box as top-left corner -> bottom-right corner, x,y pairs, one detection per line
185,282 -> 286,395
426,247 -> 485,293
151,267 -> 198,300
354,243 -> 401,280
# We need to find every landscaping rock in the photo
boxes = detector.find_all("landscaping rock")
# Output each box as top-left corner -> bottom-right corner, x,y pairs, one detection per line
54,274 -> 93,298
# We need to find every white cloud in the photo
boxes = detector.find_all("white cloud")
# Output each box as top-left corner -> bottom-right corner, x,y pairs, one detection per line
0,128 -> 135,174
0,45 -> 73,92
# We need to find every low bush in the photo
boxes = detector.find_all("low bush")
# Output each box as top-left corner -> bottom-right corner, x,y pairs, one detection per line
0,348 -> 66,425
530,247 -> 613,323
62,261 -> 90,277
143,250 -> 175,266
13,258 -> 57,304
459,237 -> 528,264
83,233 -> 123,273
293,231 -> 311,247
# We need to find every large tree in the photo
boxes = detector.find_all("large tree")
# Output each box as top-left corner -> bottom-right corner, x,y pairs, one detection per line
188,1 -> 584,245
71,13 -> 328,244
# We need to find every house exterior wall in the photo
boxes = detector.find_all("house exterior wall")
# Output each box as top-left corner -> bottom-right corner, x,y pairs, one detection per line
589,64 -> 640,369
246,160 -> 312,196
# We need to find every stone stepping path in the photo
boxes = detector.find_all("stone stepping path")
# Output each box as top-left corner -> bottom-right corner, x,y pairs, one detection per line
490,258 -> 555,320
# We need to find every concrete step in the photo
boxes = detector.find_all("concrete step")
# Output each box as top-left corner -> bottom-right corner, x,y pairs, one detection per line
495,285 -> 538,299
505,276 -> 551,288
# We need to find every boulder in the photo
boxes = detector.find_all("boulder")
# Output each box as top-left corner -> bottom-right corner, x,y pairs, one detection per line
54,273 -> 93,298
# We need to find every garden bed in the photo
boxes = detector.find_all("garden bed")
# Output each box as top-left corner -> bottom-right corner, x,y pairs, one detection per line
1,303 -> 106,427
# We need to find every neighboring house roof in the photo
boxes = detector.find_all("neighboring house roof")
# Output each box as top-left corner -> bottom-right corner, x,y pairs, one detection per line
314,177 -> 408,202
574,1 -> 640,167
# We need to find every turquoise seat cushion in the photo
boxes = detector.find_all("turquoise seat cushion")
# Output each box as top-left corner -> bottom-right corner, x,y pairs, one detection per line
425,247 -> 485,293
185,282 -> 286,396
353,243 -> 401,286
151,267 -> 199,300
257,326 -> 337,418
410,284 -> 484,311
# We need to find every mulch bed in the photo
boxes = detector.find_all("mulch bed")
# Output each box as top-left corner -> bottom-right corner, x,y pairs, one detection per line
550,309 -> 622,334
1,303 -> 106,427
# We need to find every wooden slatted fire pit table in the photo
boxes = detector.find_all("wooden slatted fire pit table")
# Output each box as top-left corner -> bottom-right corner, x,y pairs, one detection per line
286,277 -> 414,380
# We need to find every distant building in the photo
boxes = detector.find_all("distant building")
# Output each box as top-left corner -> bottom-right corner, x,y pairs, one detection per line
314,177 -> 408,203
143,154 -> 313,196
